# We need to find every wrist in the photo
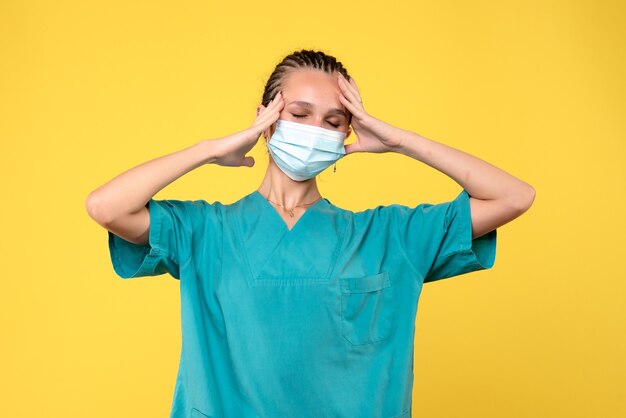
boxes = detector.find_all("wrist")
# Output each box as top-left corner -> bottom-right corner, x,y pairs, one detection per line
196,139 -> 220,165
394,129 -> 427,160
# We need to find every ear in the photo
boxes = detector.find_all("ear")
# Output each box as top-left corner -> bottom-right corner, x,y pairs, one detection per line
345,126 -> 352,139
266,124 -> 277,141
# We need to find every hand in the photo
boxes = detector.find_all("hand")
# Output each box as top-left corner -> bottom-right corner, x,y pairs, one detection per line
337,74 -> 405,154
210,91 -> 285,167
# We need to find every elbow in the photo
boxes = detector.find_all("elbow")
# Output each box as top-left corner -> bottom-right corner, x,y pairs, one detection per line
85,191 -> 115,226
513,183 -> 536,214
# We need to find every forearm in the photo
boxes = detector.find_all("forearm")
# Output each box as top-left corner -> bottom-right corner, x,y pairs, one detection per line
394,129 -> 535,208
86,139 -> 218,224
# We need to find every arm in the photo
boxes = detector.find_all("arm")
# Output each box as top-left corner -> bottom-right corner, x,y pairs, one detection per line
394,130 -> 536,239
337,73 -> 535,240
86,91 -> 286,246
85,140 -> 219,246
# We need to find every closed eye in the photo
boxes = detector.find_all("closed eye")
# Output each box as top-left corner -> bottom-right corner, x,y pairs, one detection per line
291,114 -> 340,128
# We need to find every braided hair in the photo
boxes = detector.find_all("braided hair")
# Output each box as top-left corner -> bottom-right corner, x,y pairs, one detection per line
261,49 -> 352,154
261,49 -> 353,126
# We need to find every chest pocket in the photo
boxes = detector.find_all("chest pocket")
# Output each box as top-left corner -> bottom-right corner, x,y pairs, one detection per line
340,271 -> 398,345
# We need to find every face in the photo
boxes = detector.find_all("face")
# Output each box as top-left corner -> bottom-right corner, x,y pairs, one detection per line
258,68 -> 352,141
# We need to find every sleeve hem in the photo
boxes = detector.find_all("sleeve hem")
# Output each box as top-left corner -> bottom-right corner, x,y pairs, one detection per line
107,199 -> 177,279
422,189 -> 497,283
108,235 -> 161,279
438,189 -> 497,270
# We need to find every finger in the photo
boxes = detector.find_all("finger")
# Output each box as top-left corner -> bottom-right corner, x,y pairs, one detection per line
338,92 -> 361,116
255,102 -> 283,134
257,92 -> 280,117
242,155 -> 255,167
268,97 -> 284,121
338,77 -> 362,109
348,77 -> 363,103
255,108 -> 281,131
265,91 -> 284,113
256,93 -> 283,123
338,74 -> 362,105
260,91 -> 283,114
269,92 -> 285,115
339,76 -> 362,108
271,90 -> 283,105
341,73 -> 361,102
343,141 -> 362,155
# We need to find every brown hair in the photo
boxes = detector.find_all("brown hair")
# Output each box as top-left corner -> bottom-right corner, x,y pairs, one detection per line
261,49 -> 353,126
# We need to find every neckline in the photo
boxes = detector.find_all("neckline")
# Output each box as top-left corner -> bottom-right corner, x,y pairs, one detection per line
235,190 -> 345,283
251,190 -> 329,233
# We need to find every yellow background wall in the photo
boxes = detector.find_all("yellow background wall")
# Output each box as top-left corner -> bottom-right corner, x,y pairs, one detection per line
1,0 -> 624,417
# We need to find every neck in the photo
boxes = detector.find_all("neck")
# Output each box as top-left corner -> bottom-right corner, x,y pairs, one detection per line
257,159 -> 322,207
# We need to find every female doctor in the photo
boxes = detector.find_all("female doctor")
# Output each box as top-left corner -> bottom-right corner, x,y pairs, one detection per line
86,49 -> 535,418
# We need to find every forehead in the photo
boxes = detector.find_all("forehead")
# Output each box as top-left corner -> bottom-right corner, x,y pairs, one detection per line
281,69 -> 341,101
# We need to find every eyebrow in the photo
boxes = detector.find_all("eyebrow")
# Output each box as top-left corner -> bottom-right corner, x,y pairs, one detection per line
288,101 -> 347,118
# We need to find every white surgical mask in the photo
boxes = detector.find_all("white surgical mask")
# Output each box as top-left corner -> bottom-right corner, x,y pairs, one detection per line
267,119 -> 346,181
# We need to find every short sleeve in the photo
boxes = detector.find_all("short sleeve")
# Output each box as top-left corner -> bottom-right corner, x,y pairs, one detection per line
108,199 -> 213,280
392,189 -> 497,283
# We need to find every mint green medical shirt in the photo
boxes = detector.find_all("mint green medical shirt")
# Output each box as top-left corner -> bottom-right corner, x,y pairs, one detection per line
108,189 -> 497,418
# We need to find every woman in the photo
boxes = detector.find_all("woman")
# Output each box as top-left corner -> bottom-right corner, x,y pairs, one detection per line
86,49 -> 535,418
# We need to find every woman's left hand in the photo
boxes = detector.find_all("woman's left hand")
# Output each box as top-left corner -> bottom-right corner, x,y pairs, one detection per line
337,73 -> 406,155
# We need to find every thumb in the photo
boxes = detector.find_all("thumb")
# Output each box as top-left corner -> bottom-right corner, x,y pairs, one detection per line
344,142 -> 360,155
242,156 -> 255,167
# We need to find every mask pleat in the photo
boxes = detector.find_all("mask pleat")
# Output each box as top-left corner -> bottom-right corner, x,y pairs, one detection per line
267,119 -> 347,181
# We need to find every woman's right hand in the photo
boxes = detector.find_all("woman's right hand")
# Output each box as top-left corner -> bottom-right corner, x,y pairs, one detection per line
210,91 -> 284,168
85,91 -> 284,245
